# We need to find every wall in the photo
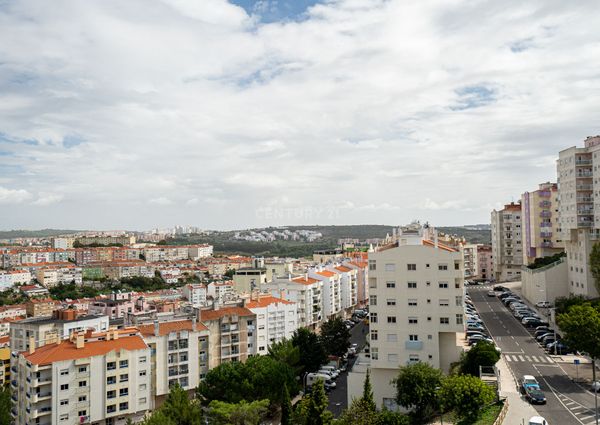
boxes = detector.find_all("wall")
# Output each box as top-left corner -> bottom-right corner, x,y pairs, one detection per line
521,258 -> 569,305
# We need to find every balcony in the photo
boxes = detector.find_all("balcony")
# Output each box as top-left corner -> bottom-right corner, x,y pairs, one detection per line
540,211 -> 552,218
540,231 -> 552,237
405,341 -> 423,351
578,221 -> 593,227
578,210 -> 594,216
538,190 -> 552,197
539,201 -> 551,208
541,242 -> 554,248
577,184 -> 593,191
577,171 -> 593,178
540,222 -> 552,227
578,197 -> 593,203
576,158 -> 593,165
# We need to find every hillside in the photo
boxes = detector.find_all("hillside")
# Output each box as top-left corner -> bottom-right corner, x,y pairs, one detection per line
0,229 -> 80,239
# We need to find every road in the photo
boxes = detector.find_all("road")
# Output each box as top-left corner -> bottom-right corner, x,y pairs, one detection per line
469,286 -> 600,425
327,320 -> 368,417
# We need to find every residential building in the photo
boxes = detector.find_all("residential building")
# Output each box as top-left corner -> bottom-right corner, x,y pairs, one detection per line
35,264 -> 83,287
206,282 -> 236,303
327,265 -> 358,313
104,261 -> 156,280
476,245 -> 493,280
309,268 -> 342,320
0,343 -> 10,386
521,182 -> 564,265
199,304 -> 255,369
557,136 -> 600,297
491,202 -> 523,281
462,244 -> 478,279
75,235 -> 136,246
266,275 -> 324,329
89,294 -> 136,319
345,260 -> 369,307
11,328 -> 151,425
245,294 -> 297,355
51,237 -> 76,249
0,269 -> 32,289
21,284 -> 50,298
182,283 -> 208,307
25,299 -> 57,318
264,258 -> 294,281
354,223 -> 465,410
137,318 -> 210,407
313,249 -> 343,264
232,267 -> 267,294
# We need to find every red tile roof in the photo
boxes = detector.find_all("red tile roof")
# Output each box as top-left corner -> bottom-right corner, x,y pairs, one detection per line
422,239 -> 457,253
246,296 -> 293,309
316,271 -> 336,277
335,266 -> 352,273
200,306 -> 254,321
291,277 -> 319,285
138,320 -> 207,337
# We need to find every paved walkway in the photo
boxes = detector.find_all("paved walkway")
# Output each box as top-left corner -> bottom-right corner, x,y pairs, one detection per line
497,355 -> 539,424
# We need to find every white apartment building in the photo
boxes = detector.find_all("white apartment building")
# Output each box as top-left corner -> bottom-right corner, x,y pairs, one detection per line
557,135 -> 600,297
0,269 -> 32,290
309,268 -> 343,320
137,319 -> 210,407
246,295 -> 297,355
462,244 -> 478,279
327,265 -> 358,313
182,284 -> 208,307
35,265 -> 83,287
266,276 -> 324,329
352,223 -> 465,410
188,244 -> 214,260
491,202 -> 523,282
206,282 -> 236,303
12,328 -> 151,425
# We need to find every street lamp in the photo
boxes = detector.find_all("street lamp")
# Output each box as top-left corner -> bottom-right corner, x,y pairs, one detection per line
435,386 -> 443,425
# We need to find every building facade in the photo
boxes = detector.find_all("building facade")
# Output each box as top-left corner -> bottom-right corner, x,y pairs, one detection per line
491,202 -> 523,282
246,295 -> 297,355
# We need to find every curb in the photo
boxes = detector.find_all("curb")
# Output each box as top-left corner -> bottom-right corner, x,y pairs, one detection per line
493,400 -> 509,425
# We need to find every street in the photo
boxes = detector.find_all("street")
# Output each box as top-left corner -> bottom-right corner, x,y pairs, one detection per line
327,320 -> 368,417
469,286 -> 600,425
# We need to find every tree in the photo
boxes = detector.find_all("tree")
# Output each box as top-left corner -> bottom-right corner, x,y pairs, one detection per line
224,268 -> 236,279
393,362 -> 442,423
140,411 -> 176,425
558,304 -> 600,358
0,387 -> 11,425
320,317 -> 352,358
336,370 -> 378,425
438,375 -> 495,421
208,399 -> 269,425
375,409 -> 410,425
268,338 -> 301,374
291,328 -> 327,375
306,379 -> 334,425
460,341 -> 500,376
362,369 -> 376,412
160,383 -> 204,425
281,384 -> 292,425
591,243 -> 600,295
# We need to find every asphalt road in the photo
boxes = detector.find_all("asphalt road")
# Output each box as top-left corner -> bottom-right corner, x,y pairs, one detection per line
327,320 -> 368,417
469,286 -> 600,425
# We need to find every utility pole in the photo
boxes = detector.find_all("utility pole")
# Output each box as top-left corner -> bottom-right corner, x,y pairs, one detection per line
594,358 -> 599,425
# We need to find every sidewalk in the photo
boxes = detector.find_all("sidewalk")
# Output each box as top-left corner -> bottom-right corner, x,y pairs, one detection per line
497,355 -> 539,424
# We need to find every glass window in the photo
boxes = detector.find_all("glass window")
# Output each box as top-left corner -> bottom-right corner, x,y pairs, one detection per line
407,264 -> 416,271
409,334 -> 418,341
60,399 -> 68,406
387,299 -> 396,306
387,334 -> 397,342
407,282 -> 417,289
440,317 -> 449,324
408,317 -> 418,324
386,281 -> 396,288
107,362 -> 116,371
387,316 -> 396,323
385,263 -> 396,272
60,384 -> 69,391
408,299 -> 417,306
371,330 -> 378,340
119,360 -> 128,368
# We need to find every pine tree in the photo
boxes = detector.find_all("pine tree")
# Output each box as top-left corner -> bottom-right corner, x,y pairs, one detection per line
362,369 -> 376,412
307,380 -> 333,425
281,383 -> 292,425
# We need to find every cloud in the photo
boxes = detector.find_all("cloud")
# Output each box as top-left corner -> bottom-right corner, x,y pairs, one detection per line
0,186 -> 32,204
32,193 -> 64,206
1,0 -> 600,229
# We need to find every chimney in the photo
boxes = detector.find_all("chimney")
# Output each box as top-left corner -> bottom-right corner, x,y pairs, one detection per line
434,229 -> 439,249
28,335 -> 35,354
192,316 -> 197,332
75,332 -> 85,349
196,307 -> 202,324
112,328 -> 119,340
280,289 -> 286,301
154,320 -> 160,337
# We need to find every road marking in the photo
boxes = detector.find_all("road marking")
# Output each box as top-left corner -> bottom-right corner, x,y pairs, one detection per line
518,355 -> 525,361
537,356 -> 546,363
525,355 -> 532,362
515,341 -> 519,346
511,336 -> 515,340
532,355 -> 539,362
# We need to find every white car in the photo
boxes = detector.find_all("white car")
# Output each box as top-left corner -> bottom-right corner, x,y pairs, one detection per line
528,416 -> 548,425
536,301 -> 552,308
591,381 -> 600,392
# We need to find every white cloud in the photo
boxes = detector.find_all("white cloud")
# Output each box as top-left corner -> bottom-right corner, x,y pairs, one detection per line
1,0 -> 599,229
0,186 -> 32,204
32,193 -> 64,206
186,198 -> 199,205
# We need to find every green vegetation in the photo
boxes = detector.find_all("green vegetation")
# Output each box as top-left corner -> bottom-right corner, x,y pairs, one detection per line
393,362 -> 443,423
291,379 -> 333,425
49,283 -> 101,300
291,328 -> 328,376
268,339 -> 302,375
558,304 -> 600,359
0,386 -> 12,425
0,229 -> 79,239
554,294 -> 593,314
590,243 -> 600,295
0,289 -> 27,306
319,317 -> 351,358
459,341 -> 500,376
526,251 -> 566,269
453,402 -> 504,425
73,241 -> 123,248
208,399 -> 270,425
140,384 -> 205,425
439,375 -> 495,421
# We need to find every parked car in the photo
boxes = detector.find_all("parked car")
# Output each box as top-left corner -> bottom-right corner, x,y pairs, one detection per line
523,318 -> 549,327
499,292 -> 514,299
546,342 -> 573,355
519,375 -> 539,394
306,373 -> 336,390
525,386 -> 547,404
536,301 -> 552,308
542,335 -> 558,345
536,332 -> 554,342
535,325 -> 552,332
591,381 -> 600,392
487,290 -> 496,297
468,335 -> 493,345
528,416 -> 548,425
466,330 -> 489,338
494,285 -> 508,292
534,329 -> 553,338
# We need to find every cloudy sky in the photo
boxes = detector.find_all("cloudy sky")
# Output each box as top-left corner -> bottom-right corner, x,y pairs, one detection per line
1,0 -> 599,231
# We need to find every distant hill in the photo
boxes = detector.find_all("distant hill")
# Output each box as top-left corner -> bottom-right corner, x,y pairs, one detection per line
0,229 -> 80,239
437,227 -> 491,245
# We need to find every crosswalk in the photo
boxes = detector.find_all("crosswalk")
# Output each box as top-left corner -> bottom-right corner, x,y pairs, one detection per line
554,390 -> 600,425
504,354 -> 554,363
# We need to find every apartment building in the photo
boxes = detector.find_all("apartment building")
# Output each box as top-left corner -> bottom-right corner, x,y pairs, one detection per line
182,283 -> 208,307
11,328 -> 150,425
491,202 -> 523,282
89,294 -> 136,319
462,244 -> 478,279
137,319 -> 210,407
264,258 -> 294,281
521,182 -> 564,265
309,268 -> 342,320
557,135 -> 600,297
52,237 -> 76,249
0,269 -> 32,289
327,265 -> 358,313
245,295 -> 297,355
233,267 -> 268,293
35,264 -> 83,287
104,261 -> 155,280
476,245 -> 493,280
266,275 -> 324,329
357,223 -> 465,410
199,305 -> 255,369
206,282 -> 236,303
142,245 -> 211,263
345,259 -> 369,306
75,235 -> 137,246
25,299 -> 57,318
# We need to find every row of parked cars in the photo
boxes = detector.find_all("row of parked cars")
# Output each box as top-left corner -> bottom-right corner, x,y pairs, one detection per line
306,363 -> 344,392
464,293 -> 496,347
495,288 -> 574,355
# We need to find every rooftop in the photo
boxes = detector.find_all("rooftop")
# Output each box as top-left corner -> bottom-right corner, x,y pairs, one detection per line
138,319 -> 207,336
246,296 -> 294,309
200,306 -> 254,321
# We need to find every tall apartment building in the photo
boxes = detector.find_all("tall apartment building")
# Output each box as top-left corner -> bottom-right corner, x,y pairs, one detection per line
476,245 -> 493,280
357,223 -> 465,410
521,182 -> 564,265
557,136 -> 600,297
245,295 -> 297,355
491,202 -> 523,282
11,328 -> 151,425
266,275 -> 324,329
308,269 -> 342,320
462,244 -> 478,279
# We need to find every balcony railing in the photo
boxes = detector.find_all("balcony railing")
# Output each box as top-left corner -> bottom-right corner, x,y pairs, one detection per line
540,211 -> 552,218
578,197 -> 593,203
539,201 -> 551,208
541,242 -> 554,248
576,159 -> 592,165
577,184 -> 593,190
577,171 -> 593,178
538,190 -> 552,197
578,221 -> 593,227
404,341 -> 423,351
540,232 -> 552,237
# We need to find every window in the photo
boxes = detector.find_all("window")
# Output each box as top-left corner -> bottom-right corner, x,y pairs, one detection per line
407,282 -> 417,289
439,299 -> 449,307
409,334 -> 419,341
107,405 -> 116,414
408,317 -> 418,324
119,360 -> 128,368
60,369 -> 69,376
60,399 -> 69,406
456,314 -> 463,325
386,281 -> 396,288
78,366 -> 87,373
387,316 -> 396,323
385,263 -> 396,272
407,264 -> 416,271
440,317 -> 449,324
388,354 -> 398,363
78,410 -> 87,417
454,262 -> 460,270
438,282 -> 448,289
60,414 -> 69,421
107,390 -> 116,399
78,396 -> 87,402
139,397 -> 147,404
107,362 -> 116,371
119,388 -> 128,397
79,380 -> 87,387
371,330 -> 378,341
386,299 -> 396,306
139,384 -> 147,391
107,376 -> 116,385
119,402 -> 129,411
139,370 -> 147,377
370,313 -> 378,323
408,299 -> 417,306
387,334 -> 398,342
438,264 -> 448,271
369,260 -> 376,271
60,384 -> 69,391
119,374 -> 128,383
409,355 -> 419,363
426,263 -> 430,268
428,335 -> 433,340
371,347 -> 378,360
455,296 -> 463,306
369,295 -> 377,306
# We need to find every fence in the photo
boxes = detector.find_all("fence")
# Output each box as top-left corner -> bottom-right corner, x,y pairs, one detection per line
493,399 -> 509,425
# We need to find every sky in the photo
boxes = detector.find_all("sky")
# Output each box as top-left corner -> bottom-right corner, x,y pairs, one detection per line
1,0 -> 600,231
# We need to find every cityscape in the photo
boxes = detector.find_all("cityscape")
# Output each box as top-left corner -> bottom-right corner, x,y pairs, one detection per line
2,1 -> 600,425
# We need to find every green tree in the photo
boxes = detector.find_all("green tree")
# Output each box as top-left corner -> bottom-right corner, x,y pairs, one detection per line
320,317 -> 351,358
291,328 -> 327,375
393,362 -> 442,423
268,338 -> 301,374
197,361 -> 252,404
335,398 -> 379,425
375,409 -> 410,425
160,383 -> 204,425
591,243 -> 600,295
281,384 -> 292,425
0,386 -> 11,425
460,341 -> 500,376
362,369 -> 376,412
140,410 -> 176,425
306,379 -> 334,425
438,375 -> 495,421
208,399 -> 269,425
224,268 -> 236,278
558,304 -> 600,358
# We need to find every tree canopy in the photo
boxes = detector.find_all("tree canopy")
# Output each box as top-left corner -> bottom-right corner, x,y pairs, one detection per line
558,303 -> 600,358
319,317 -> 351,358
291,327 -> 328,375
460,341 -> 500,376
393,362 -> 442,423
591,243 -> 600,295
438,374 -> 495,421
208,399 -> 270,425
